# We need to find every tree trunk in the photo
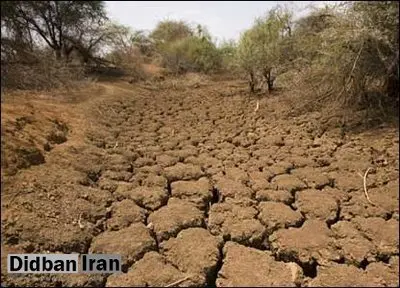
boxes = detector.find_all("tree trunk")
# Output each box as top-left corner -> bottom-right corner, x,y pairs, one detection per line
249,71 -> 255,93
263,68 -> 274,92
82,52 -> 90,64
55,48 -> 62,60
63,44 -> 74,63
386,50 -> 399,101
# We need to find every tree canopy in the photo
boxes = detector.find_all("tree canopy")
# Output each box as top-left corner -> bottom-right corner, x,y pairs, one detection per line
1,1 -> 107,60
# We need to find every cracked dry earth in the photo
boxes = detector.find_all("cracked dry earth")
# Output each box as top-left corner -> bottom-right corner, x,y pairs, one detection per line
1,77 -> 399,287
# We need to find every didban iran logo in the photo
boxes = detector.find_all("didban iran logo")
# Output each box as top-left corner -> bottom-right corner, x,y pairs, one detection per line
7,254 -> 122,274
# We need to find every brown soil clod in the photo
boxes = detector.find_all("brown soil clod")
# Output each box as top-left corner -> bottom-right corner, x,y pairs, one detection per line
216,241 -> 304,287
257,201 -> 304,234
147,198 -> 205,242
159,228 -> 223,286
89,223 -> 157,270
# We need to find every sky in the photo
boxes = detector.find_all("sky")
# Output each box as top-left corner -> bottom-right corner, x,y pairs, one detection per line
105,1 -> 337,44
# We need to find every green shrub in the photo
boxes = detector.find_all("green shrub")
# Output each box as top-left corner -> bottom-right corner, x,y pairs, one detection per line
218,39 -> 239,74
236,5 -> 293,92
160,35 -> 221,74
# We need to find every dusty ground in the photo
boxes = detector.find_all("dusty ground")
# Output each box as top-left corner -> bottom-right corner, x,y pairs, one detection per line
1,74 -> 399,287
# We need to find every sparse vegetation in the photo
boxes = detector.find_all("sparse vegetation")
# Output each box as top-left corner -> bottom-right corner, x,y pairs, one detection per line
235,1 -> 399,124
218,39 -> 238,75
1,1 -> 109,89
291,2 -> 399,124
1,1 -> 107,60
236,5 -> 293,92
1,1 -> 398,123
152,21 -> 222,74
103,23 -> 148,81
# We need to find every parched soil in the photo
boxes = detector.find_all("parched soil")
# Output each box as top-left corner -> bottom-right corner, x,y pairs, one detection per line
1,75 -> 399,287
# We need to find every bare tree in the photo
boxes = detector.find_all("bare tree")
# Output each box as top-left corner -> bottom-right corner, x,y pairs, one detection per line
1,1 -> 107,60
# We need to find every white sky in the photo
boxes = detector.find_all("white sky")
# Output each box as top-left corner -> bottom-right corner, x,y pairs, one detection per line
105,1 -> 339,44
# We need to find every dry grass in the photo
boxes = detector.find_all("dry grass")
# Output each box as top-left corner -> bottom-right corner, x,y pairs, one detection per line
2,58 -> 85,91
275,3 -> 399,130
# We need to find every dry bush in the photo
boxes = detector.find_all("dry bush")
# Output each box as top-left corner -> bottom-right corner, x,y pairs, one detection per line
2,57 -> 85,91
120,56 -> 147,82
150,53 -> 164,67
1,40 -> 86,91
105,46 -> 147,82
182,72 -> 211,87
280,2 -> 399,127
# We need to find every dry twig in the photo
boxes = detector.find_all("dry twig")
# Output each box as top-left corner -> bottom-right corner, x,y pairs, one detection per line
95,107 -> 104,116
361,167 -> 375,206
165,275 -> 192,287
254,100 -> 260,112
109,107 -> 117,115
336,42 -> 364,102
78,213 -> 85,229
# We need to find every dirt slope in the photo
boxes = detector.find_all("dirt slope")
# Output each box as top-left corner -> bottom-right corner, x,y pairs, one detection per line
1,76 -> 399,287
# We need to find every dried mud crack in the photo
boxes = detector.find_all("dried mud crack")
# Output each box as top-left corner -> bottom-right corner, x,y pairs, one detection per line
1,79 -> 399,287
